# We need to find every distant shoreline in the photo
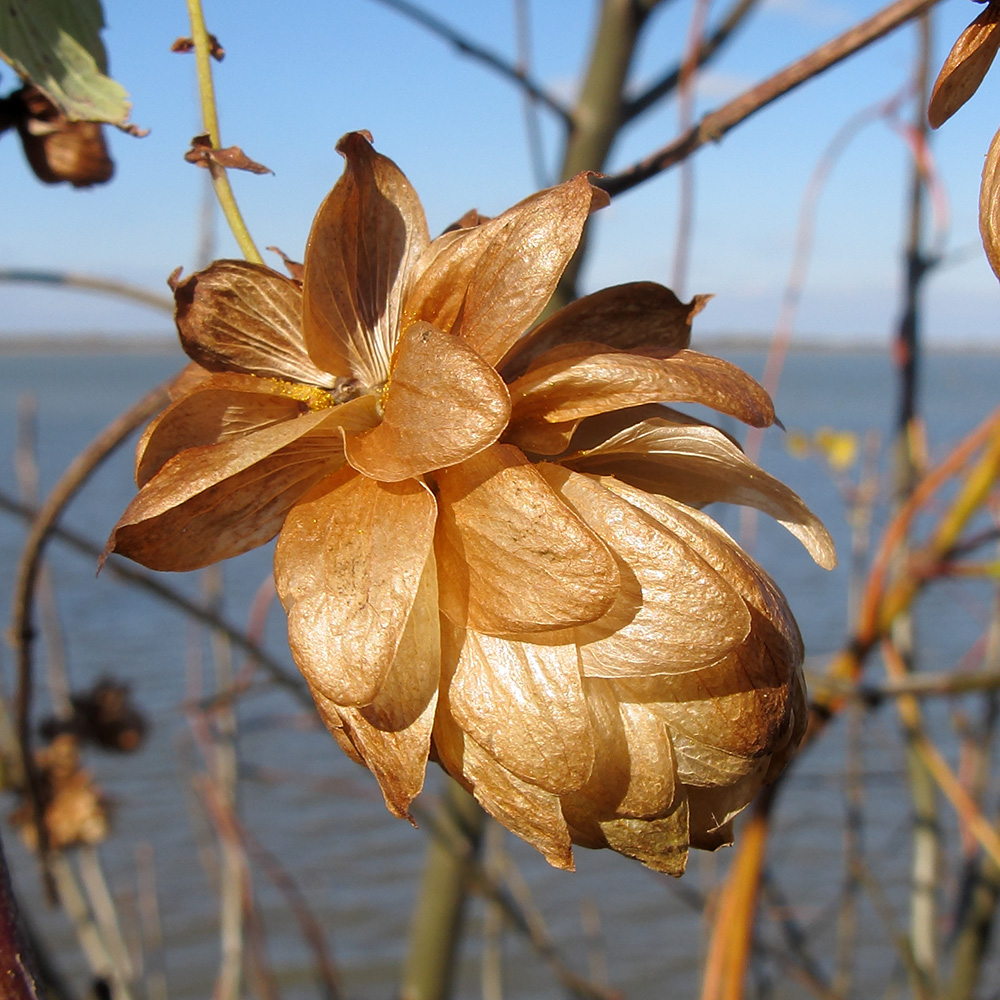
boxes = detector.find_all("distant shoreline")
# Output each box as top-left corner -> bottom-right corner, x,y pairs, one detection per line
2,331 -> 999,356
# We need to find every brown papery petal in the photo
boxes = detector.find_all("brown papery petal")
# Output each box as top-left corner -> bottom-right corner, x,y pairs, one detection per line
302,131 -> 430,387
500,283 -> 707,378
344,322 -> 510,482
434,444 -> 619,634
539,466 -> 751,675
433,699 -> 575,869
567,413 -> 836,568
318,554 -> 440,819
982,124 -> 1000,282
563,678 -> 676,820
507,346 -> 775,433
274,467 -> 437,708
627,641 -> 795,763
175,261 -> 339,388
670,731 -> 769,785
135,373 -> 311,486
598,810 -> 689,876
405,172 -> 608,366
685,766 -> 769,836
610,486 -> 804,664
106,402 -> 377,572
448,628 -> 594,796
928,1 -> 1000,128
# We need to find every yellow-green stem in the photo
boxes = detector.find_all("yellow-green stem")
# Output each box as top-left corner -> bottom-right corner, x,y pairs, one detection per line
185,0 -> 264,264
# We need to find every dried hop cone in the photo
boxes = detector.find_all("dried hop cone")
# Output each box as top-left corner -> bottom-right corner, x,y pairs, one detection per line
106,131 -> 835,874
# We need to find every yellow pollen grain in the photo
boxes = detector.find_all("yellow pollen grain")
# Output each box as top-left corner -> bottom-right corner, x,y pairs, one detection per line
262,377 -> 340,411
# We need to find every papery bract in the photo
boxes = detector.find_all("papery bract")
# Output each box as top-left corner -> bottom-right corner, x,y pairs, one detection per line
106,131 -> 834,874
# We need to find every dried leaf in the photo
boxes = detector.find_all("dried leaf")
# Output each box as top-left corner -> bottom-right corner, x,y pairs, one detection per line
134,372 -> 323,486
434,444 -> 619,634
566,411 -> 836,568
929,1 -> 1000,128
184,134 -> 272,174
170,34 -> 225,60
685,767 -> 769,839
266,246 -> 305,281
107,404 -> 376,571
506,346 -> 775,453
344,322 -> 510,482
302,130 -> 430,386
981,123 -> 1000,282
538,466 -> 752,675
561,678 -> 677,820
434,710 -> 575,869
312,552 -> 440,819
448,628 -> 594,796
598,809 -> 689,876
9,84 -> 113,186
502,283 -> 708,377
174,260 -> 339,388
274,467 -> 437,707
405,172 -> 608,365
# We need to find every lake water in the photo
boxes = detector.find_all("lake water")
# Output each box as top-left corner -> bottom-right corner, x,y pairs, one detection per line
1,343 -> 999,999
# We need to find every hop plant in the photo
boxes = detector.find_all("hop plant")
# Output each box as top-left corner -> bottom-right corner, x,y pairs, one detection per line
106,132 -> 834,873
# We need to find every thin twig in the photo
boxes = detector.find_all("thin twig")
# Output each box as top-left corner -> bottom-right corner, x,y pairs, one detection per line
0,489 -> 309,706
623,0 -> 762,122
514,0 -> 549,188
598,0 -> 944,196
0,270 -> 174,314
77,847 -> 134,991
366,0 -> 572,123
11,381 -> 172,896
135,842 -> 168,1000
670,0 -> 710,297
184,0 -> 264,263
15,395 -> 72,717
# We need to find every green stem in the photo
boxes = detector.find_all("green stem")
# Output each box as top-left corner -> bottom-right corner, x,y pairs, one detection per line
184,0 -> 264,264
401,778 -> 485,1000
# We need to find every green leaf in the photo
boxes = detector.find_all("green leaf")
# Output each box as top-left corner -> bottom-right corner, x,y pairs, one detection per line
0,0 -> 133,127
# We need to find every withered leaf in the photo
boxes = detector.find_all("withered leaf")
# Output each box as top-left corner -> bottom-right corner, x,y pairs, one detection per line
344,322 -> 510,482
434,445 -> 619,635
8,85 -> 113,186
184,134 -> 272,174
565,411 -> 836,568
302,131 -> 430,386
170,34 -> 225,60
502,283 -> 709,377
539,466 -> 752,676
266,246 -> 305,281
449,629 -> 595,796
928,0 -> 1000,128
405,172 -> 608,366
274,467 -> 437,707
981,123 -> 1000,281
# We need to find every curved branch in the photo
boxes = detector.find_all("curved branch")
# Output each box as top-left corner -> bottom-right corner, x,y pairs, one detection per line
0,490 -> 308,706
599,0 -> 944,197
0,270 -> 174,314
365,0 -> 573,124
11,381 -> 171,890
623,0 -> 762,123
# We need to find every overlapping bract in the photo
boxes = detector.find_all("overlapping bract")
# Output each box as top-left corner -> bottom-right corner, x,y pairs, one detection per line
106,131 -> 835,873
929,0 -> 1000,282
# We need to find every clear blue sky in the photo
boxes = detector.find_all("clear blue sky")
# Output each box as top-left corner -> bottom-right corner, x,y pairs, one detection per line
1,0 -> 998,345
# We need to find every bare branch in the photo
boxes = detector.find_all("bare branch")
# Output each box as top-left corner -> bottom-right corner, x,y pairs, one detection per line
366,0 -> 572,124
599,0 -> 944,197
623,0 -> 763,123
0,269 -> 174,314
0,489 -> 309,705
